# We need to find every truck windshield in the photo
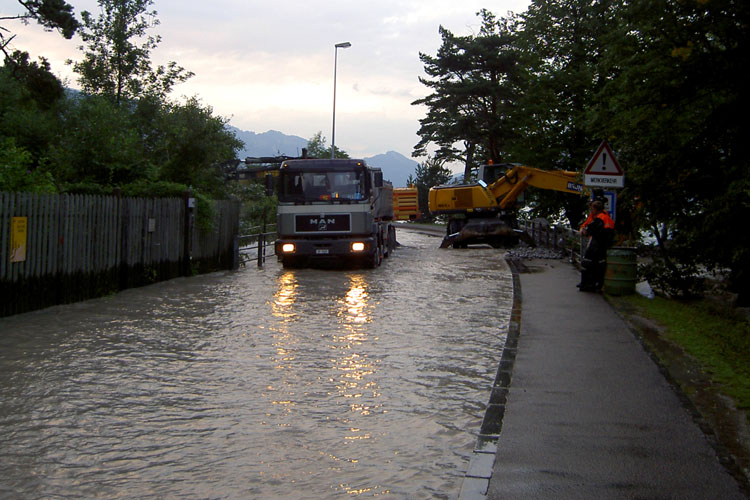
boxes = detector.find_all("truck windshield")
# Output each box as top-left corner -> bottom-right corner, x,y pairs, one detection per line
279,170 -> 368,202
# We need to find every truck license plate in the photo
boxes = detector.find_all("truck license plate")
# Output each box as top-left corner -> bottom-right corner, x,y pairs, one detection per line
316,249 -> 329,255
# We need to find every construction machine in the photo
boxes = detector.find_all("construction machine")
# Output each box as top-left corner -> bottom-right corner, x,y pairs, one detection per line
429,163 -> 583,248
393,186 -> 420,221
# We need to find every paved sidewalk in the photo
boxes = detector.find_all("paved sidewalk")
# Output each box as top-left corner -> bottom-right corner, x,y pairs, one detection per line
483,260 -> 744,499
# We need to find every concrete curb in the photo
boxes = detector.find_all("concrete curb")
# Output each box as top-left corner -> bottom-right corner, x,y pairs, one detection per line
458,258 -> 522,499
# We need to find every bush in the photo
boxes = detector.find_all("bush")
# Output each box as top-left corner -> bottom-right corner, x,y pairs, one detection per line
640,259 -> 705,299
0,137 -> 56,193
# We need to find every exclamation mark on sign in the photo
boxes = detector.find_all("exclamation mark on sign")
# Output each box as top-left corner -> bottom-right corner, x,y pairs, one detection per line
602,153 -> 607,171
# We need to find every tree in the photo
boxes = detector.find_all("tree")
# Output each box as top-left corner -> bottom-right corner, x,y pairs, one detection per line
406,156 -> 454,218
593,0 -> 750,300
0,54 -> 65,175
413,10 -> 521,181
71,0 -> 192,105
507,0 -> 620,228
2,50 -> 63,107
1,1 -> 78,99
1,0 -> 79,51
156,97 -> 243,197
48,94 -> 147,189
306,131 -> 349,159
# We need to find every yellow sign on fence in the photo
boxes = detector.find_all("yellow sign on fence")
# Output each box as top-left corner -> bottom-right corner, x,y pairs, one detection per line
10,217 -> 28,263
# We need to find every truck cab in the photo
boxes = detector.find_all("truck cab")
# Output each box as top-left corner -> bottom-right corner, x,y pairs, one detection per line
274,159 -> 395,268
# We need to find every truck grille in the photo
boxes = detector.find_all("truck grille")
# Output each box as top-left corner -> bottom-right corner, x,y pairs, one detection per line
295,214 -> 351,233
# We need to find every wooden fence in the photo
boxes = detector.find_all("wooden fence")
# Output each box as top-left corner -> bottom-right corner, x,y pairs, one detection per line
0,192 -> 239,317
193,199 -> 241,272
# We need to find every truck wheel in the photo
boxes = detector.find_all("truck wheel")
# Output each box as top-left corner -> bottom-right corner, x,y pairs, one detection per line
364,247 -> 381,269
384,226 -> 395,257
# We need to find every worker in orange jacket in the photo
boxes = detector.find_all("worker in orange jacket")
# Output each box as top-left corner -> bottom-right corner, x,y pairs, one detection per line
578,200 -> 615,292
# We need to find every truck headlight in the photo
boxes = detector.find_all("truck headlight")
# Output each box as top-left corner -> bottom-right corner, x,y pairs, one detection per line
351,242 -> 365,252
281,243 -> 296,253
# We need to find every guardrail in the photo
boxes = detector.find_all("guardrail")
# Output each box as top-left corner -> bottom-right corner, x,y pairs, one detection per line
519,220 -> 585,265
237,224 -> 276,268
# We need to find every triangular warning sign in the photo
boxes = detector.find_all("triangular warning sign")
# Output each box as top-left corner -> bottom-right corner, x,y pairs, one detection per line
584,141 -> 623,175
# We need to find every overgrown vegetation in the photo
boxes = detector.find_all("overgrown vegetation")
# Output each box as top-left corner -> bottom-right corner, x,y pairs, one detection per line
414,0 -> 750,302
620,294 -> 750,412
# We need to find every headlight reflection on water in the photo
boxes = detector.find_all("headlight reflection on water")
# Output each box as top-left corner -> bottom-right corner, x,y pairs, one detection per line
271,271 -> 298,320
331,274 -> 381,416
267,272 -> 389,496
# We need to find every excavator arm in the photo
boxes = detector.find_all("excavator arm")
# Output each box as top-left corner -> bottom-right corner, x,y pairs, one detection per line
489,166 -> 582,209
430,165 -> 582,214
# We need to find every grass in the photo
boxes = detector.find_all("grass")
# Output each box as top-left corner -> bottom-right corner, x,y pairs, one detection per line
618,294 -> 750,410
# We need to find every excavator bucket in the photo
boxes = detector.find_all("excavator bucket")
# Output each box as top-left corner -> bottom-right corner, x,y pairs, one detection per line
440,232 -> 461,248
439,218 -> 534,249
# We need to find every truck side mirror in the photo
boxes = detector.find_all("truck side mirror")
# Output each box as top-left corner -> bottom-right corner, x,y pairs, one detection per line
374,171 -> 383,188
265,173 -> 274,197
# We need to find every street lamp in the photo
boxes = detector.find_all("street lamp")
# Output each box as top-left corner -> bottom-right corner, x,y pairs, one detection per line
331,41 -> 351,159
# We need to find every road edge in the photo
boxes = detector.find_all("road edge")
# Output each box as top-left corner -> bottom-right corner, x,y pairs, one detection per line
458,257 -> 522,499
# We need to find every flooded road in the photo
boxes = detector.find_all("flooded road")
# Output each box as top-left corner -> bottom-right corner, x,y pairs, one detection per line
0,229 -> 513,499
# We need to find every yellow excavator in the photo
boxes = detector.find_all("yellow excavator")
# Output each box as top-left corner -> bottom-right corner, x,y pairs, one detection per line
429,163 -> 584,248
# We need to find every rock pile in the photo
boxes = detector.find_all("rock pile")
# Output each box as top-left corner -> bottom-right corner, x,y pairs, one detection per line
505,245 -> 565,260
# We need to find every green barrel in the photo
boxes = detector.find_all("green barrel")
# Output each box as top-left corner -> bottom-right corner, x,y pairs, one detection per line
604,247 -> 637,295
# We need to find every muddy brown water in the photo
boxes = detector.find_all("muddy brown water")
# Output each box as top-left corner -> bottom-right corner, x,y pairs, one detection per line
0,229 -> 513,499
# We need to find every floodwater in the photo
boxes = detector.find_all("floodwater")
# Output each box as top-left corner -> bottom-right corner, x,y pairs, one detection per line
0,229 -> 513,499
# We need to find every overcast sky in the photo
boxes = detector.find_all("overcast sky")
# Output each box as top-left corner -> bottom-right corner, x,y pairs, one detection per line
6,0 -> 530,162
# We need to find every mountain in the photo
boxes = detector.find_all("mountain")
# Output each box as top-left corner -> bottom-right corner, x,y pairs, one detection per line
229,126 -> 418,187
229,127 -> 308,158
363,151 -> 418,188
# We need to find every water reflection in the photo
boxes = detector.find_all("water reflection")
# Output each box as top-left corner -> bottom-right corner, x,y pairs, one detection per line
331,275 -> 379,417
340,275 -> 370,326
271,271 -> 299,320
268,271 -> 301,416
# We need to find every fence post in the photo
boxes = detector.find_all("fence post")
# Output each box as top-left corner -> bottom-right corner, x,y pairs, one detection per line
119,194 -> 130,288
232,235 -> 240,270
257,232 -> 264,267
182,190 -> 192,276
553,226 -> 558,251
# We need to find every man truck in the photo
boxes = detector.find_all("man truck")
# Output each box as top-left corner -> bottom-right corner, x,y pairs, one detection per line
274,159 -> 395,268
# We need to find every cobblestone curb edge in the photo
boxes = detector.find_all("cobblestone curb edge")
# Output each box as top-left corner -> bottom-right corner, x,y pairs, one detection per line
458,258 -> 522,499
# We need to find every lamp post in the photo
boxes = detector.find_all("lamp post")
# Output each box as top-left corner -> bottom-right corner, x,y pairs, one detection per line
331,41 -> 351,159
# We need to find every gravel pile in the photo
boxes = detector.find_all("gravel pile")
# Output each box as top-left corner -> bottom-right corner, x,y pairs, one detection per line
505,245 -> 565,260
